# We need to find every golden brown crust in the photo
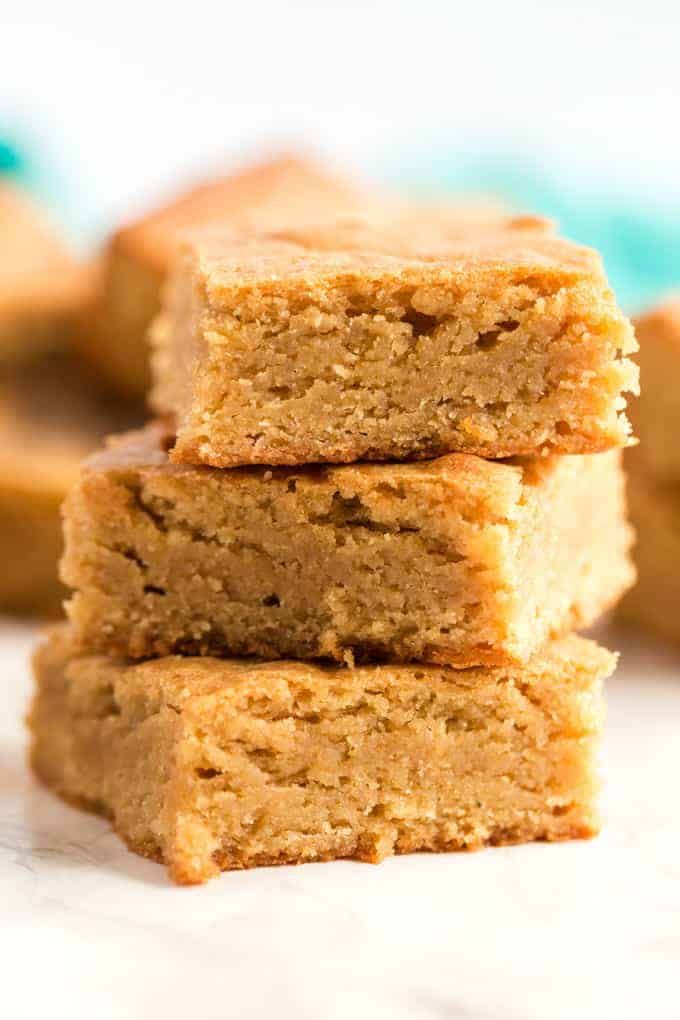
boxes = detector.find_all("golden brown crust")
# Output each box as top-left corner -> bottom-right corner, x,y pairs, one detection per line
167,824 -> 601,885
263,211 -> 553,254
85,419 -> 527,488
28,762 -> 599,887
169,427 -> 626,467
195,231 -> 605,297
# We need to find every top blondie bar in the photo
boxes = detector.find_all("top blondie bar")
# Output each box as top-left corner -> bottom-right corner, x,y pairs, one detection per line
150,219 -> 638,466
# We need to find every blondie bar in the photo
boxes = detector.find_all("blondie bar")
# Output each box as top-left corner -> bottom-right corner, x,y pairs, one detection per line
150,227 -> 637,466
62,424 -> 633,666
81,155 -> 391,398
630,296 -> 680,481
0,359 -> 142,615
619,466 -> 680,643
30,627 -> 611,884
0,184 -> 88,365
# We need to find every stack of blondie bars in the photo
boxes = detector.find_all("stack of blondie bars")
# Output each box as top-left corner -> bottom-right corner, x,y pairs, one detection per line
30,210 -> 638,884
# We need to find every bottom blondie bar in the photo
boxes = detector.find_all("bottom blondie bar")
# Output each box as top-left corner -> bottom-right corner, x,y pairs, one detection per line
619,465 -> 680,643
30,627 -> 612,885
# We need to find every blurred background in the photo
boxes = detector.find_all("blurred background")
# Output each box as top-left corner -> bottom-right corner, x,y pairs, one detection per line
4,0 -> 680,309
3,10 -> 680,1010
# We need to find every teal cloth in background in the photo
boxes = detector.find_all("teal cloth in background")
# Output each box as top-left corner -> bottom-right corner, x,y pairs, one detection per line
385,151 -> 680,314
4,133 -> 680,312
0,139 -> 26,179
0,132 -> 82,244
0,134 -> 48,201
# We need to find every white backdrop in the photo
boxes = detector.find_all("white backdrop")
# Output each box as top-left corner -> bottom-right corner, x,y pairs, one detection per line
3,0 -> 680,240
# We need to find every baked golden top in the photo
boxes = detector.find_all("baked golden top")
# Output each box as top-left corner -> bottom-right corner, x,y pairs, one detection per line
187,226 -> 603,305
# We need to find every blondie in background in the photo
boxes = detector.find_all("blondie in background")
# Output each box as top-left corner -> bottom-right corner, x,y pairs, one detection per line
2,3 -> 680,1019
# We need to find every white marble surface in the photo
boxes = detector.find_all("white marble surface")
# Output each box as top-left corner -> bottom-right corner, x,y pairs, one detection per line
2,619 -> 679,1020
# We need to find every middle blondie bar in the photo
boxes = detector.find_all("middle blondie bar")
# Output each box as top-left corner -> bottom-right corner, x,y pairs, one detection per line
62,424 -> 633,667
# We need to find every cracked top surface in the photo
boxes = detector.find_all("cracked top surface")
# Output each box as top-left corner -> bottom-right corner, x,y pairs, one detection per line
187,227 -> 605,306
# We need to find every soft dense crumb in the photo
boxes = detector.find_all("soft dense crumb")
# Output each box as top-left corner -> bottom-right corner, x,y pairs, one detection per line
30,627 -> 612,884
0,183 -> 89,364
78,155 -> 401,398
0,358 -> 143,615
619,463 -> 680,643
150,227 -> 638,466
630,296 -> 680,481
62,423 -> 634,666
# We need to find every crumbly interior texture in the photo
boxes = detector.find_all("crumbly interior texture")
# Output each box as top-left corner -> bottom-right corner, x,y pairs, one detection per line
30,627 -> 611,884
81,156 -> 397,398
0,358 -> 143,615
0,184 -> 88,365
150,230 -> 638,466
62,424 -> 633,666
619,463 -> 680,643
630,297 -> 680,481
